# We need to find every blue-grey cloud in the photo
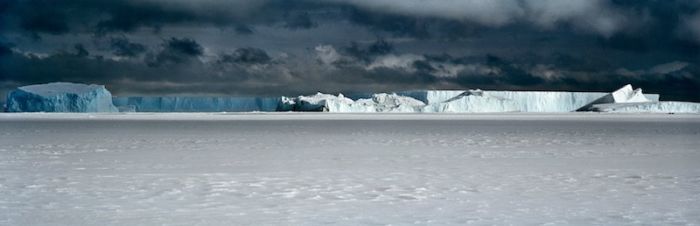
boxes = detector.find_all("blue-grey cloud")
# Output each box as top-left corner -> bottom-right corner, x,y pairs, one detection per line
0,0 -> 699,102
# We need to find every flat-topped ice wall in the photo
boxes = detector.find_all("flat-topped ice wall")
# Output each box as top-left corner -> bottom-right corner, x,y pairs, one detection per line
112,96 -> 282,112
397,90 -> 659,112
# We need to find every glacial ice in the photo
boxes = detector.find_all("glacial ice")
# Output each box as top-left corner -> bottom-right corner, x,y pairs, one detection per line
578,84 -> 658,111
279,93 -> 425,112
283,93 -> 355,111
112,96 -> 282,112
330,93 -> 426,112
399,88 -> 659,112
5,82 -> 118,112
423,90 -> 519,113
5,83 -> 698,113
286,84 -> 693,113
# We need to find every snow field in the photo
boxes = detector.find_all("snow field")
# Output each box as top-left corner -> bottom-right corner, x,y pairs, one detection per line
0,113 -> 699,225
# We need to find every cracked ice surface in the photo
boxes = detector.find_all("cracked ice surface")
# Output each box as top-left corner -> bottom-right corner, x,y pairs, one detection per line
1,113 -> 699,225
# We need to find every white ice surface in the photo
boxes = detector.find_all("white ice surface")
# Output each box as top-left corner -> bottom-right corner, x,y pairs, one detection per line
1,113 -> 699,225
423,90 -> 519,113
327,93 -> 426,113
399,89 -> 660,112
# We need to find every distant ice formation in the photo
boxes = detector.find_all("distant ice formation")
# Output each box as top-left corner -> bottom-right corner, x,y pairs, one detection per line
112,96 -> 281,112
577,84 -> 656,111
4,83 -> 698,113
5,82 -> 118,112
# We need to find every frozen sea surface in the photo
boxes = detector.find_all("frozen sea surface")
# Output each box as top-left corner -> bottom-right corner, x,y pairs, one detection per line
1,113 -> 699,225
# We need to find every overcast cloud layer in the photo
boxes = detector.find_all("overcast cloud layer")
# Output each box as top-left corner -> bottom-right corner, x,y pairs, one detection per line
1,0 -> 699,101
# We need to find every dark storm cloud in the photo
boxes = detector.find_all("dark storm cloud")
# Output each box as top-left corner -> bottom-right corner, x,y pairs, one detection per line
72,44 -> 89,58
283,12 -> 317,30
1,0 -> 323,36
110,37 -> 147,57
147,37 -> 203,67
595,0 -> 700,56
1,0 -> 699,102
0,42 -> 13,56
343,38 -> 395,62
234,25 -> 255,35
220,48 -> 271,64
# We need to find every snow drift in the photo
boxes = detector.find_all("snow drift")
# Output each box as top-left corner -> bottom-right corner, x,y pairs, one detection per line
5,82 -> 118,112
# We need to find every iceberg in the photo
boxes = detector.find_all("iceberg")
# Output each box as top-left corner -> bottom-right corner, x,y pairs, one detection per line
7,83 -> 695,113
282,93 -> 425,112
578,84 -> 658,111
112,96 -> 282,112
331,93 -> 426,112
289,93 -> 354,111
5,82 -> 118,112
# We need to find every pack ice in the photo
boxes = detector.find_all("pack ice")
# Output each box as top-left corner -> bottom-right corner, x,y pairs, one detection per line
5,82 -> 118,112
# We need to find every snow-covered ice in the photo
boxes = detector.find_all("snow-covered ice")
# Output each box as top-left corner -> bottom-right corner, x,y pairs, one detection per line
1,113 -> 699,225
277,84 -> 668,113
5,82 -> 118,112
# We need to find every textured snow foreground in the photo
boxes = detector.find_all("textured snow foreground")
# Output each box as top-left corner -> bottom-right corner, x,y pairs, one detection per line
1,113 -> 700,225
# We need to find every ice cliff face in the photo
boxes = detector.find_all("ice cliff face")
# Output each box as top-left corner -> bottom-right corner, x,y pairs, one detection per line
112,96 -> 282,112
423,90 -> 519,113
286,84 -> 690,113
6,82 -> 118,112
6,83 -> 697,113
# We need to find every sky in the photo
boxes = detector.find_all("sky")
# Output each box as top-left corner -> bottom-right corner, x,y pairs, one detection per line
0,0 -> 699,101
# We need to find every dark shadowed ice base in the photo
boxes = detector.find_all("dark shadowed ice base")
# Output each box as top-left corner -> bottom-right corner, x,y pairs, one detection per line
1,113 -> 699,225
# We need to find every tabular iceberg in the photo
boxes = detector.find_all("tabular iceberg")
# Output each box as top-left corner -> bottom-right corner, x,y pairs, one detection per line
5,82 -> 118,112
